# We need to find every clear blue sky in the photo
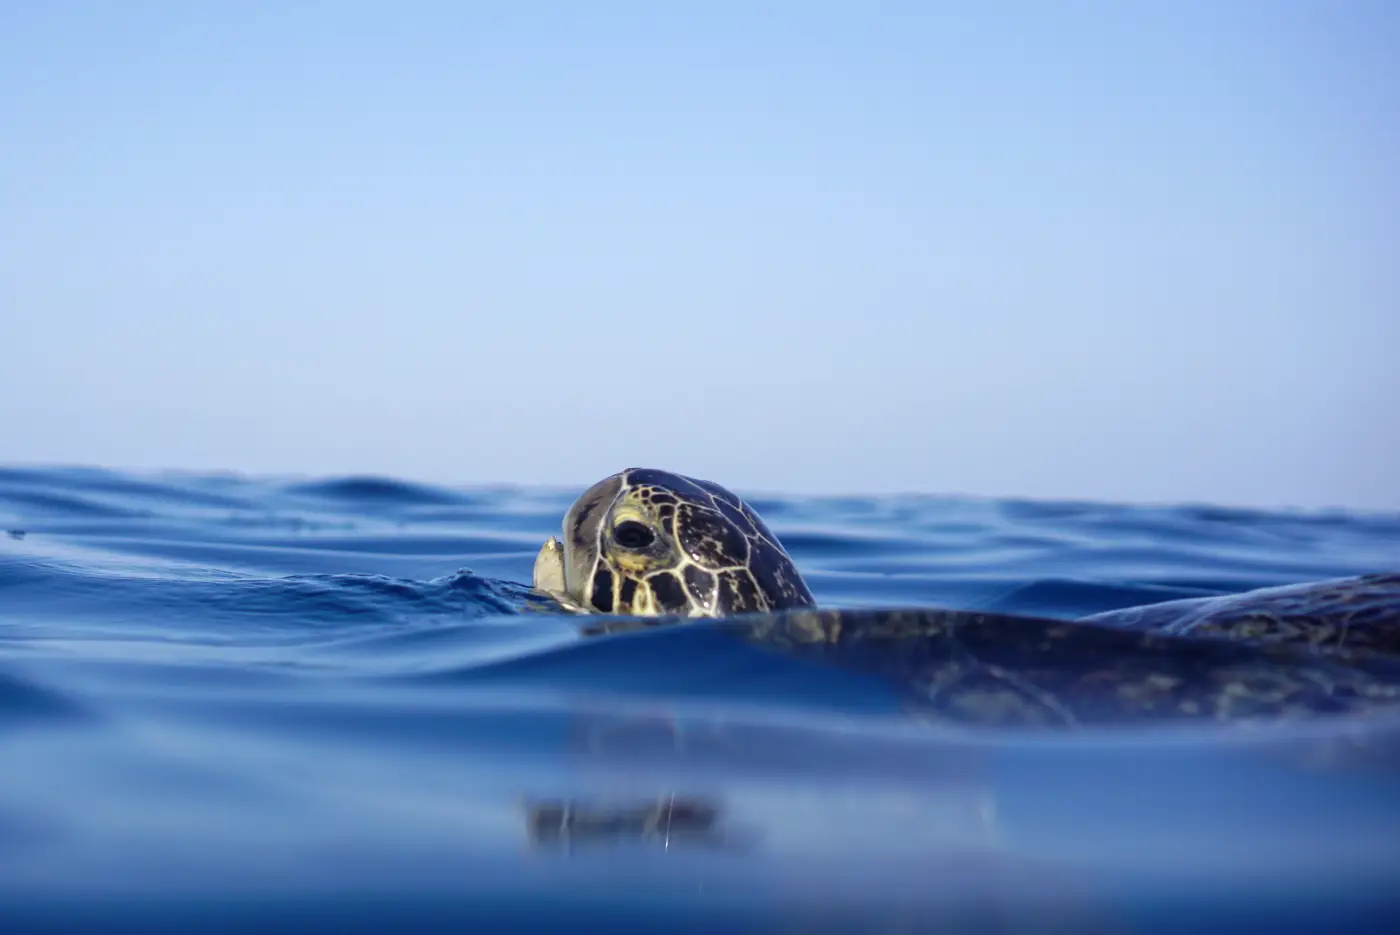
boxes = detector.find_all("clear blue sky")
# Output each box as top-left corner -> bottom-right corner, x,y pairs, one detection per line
2,1 -> 1396,509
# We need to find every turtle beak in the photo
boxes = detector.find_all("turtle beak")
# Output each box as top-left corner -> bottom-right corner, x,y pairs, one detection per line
533,536 -> 568,597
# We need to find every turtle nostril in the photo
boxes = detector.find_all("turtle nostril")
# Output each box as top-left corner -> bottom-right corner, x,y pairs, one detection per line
612,520 -> 655,550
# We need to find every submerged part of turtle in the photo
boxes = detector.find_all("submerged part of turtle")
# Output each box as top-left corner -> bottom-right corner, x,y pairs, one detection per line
533,468 -> 1400,729
579,605 -> 1400,730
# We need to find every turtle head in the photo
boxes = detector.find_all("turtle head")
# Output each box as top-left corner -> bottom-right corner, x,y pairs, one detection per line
531,467 -> 817,617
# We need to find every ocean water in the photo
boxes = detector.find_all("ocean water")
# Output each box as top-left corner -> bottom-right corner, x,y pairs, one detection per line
2,465 -> 1398,934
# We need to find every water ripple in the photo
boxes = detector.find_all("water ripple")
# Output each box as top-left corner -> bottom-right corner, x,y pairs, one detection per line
1,466 -> 1397,932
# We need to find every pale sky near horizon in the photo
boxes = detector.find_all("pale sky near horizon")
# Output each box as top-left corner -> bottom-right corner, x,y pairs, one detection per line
2,2 -> 1397,510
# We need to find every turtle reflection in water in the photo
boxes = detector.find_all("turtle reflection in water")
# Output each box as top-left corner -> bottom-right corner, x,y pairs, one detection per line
532,468 -> 1400,729
524,794 -> 751,854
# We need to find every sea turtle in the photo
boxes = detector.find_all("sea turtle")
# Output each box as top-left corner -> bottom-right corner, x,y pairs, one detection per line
531,467 -> 814,617
532,468 -> 1400,729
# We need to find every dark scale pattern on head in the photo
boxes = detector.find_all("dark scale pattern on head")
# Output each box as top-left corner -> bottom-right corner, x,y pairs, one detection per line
676,503 -> 750,570
591,566 -> 615,613
717,570 -> 765,613
564,473 -> 621,555
624,469 -> 707,499
693,478 -> 744,508
739,502 -> 784,549
570,498 -> 600,553
683,565 -> 716,611
712,497 -> 758,537
749,538 -> 816,609
648,571 -> 690,613
618,577 -> 638,609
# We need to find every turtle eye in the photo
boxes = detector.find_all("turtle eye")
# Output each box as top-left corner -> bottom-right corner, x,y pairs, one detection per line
612,520 -> 655,550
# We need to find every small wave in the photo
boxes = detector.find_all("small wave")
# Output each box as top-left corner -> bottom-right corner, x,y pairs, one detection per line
984,577 -> 1218,618
1,554 -> 530,642
0,487 -> 153,520
0,668 -> 93,727
281,475 -> 473,507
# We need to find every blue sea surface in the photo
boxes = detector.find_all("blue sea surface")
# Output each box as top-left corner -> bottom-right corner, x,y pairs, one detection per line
2,466 -> 1398,934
